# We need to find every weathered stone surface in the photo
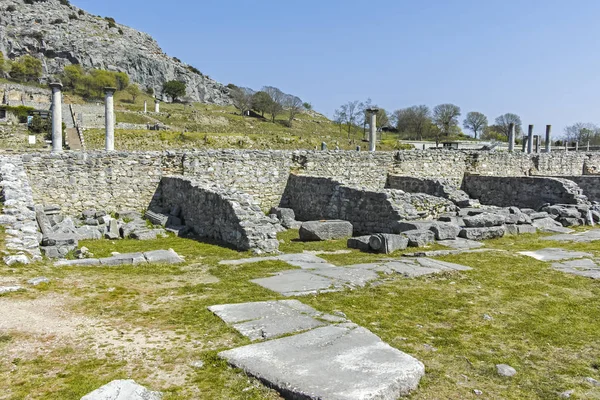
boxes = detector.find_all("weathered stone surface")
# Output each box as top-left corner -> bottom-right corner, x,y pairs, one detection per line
347,236 -> 372,252
219,324 -> 425,400
463,213 -> 506,228
517,225 -> 537,235
145,210 -> 170,227
437,238 -> 484,250
395,221 -> 435,233
131,230 -> 158,241
54,258 -> 101,267
116,210 -> 142,220
80,379 -> 163,400
496,364 -> 517,377
402,230 -> 435,247
4,254 -> 30,266
429,221 -> 461,240
100,253 -> 146,266
369,233 -> 409,253
546,229 -> 600,243
532,217 -> 573,233
251,270 -> 340,297
208,300 -> 328,341
459,226 -> 506,241
519,248 -> 592,261
0,285 -> 23,295
299,220 -> 353,241
76,226 -> 104,240
552,259 -> 600,279
27,277 -> 49,285
143,249 -> 184,264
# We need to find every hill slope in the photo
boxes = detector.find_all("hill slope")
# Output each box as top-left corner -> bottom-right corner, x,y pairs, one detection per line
0,0 -> 232,104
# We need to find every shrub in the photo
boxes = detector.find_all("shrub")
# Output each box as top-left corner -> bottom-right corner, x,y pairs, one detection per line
145,87 -> 154,96
7,5 -> 16,12
118,28 -> 123,35
51,18 -> 65,24
68,13 -> 77,20
29,115 -> 50,134
186,65 -> 202,75
173,57 -> 181,63
78,9 -> 84,15
59,0 -> 70,5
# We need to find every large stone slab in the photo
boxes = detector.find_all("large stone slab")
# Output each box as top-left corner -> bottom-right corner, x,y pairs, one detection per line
369,233 -> 408,254
545,229 -> 600,243
532,217 -> 574,233
219,324 -> 425,400
552,259 -> 600,279
402,230 -> 435,247
519,248 -> 592,261
429,221 -> 461,240
208,300 -> 328,341
437,238 -> 484,250
80,379 -> 162,400
347,236 -> 372,252
459,226 -> 506,240
299,220 -> 353,241
463,213 -> 506,228
251,270 -> 340,297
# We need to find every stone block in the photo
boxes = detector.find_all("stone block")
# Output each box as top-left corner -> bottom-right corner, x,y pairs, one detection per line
82,209 -> 96,219
115,210 -> 142,220
402,229 -> 435,247
517,224 -> 537,234
80,379 -> 162,400
395,221 -> 435,233
429,222 -> 461,240
270,207 -> 296,221
438,215 -> 465,226
347,236 -> 372,252
463,213 -> 506,228
76,226 -> 103,240
41,233 -> 78,247
143,249 -> 184,264
459,226 -> 506,240
299,220 -> 353,241
530,212 -> 549,220
145,210 -> 170,226
369,233 -> 409,254
131,230 -> 158,241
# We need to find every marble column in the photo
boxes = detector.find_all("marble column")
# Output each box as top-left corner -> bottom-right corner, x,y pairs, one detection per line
527,125 -> 534,154
545,125 -> 552,153
508,123 -> 515,152
49,83 -> 63,153
154,99 -> 160,113
144,100 -> 147,114
367,108 -> 378,152
104,87 -> 116,151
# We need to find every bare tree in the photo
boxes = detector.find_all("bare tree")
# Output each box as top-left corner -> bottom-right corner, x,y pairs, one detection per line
285,95 -> 303,124
394,105 -> 432,140
262,86 -> 284,122
564,122 -> 600,144
463,111 -> 488,139
495,113 -> 522,138
433,104 -> 461,138
231,87 -> 253,116
334,100 -> 364,138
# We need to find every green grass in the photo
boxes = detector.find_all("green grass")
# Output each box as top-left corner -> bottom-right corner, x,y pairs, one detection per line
1,229 -> 600,399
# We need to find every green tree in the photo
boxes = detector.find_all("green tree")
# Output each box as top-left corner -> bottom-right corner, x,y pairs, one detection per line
0,52 -> 5,76
463,111 -> 488,139
9,62 -> 26,81
303,102 -> 312,111
21,55 -> 43,81
251,91 -> 272,117
29,115 -> 50,134
62,64 -> 84,90
125,84 -> 141,103
115,72 -> 129,90
162,80 -> 186,102
495,113 -> 522,138
394,105 -> 431,140
262,86 -> 285,123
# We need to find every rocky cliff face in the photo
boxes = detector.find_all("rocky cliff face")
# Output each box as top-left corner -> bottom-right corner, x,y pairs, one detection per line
0,0 -> 232,105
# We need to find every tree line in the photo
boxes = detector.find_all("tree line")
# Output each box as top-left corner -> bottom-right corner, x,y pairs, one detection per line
334,99 -> 527,144
228,85 -> 310,127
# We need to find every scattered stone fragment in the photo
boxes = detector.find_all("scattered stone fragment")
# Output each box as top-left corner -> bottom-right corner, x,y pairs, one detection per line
27,277 -> 49,286
189,360 -> 204,369
463,213 -> 506,228
299,220 -> 353,241
369,233 -> 408,253
145,210 -> 170,227
559,389 -> 574,398
459,226 -> 506,240
0,285 -> 23,295
552,259 -> 600,279
585,377 -> 600,386
143,249 -> 184,264
474,389 -> 483,396
483,314 -> 493,321
437,238 -> 484,250
402,230 -> 435,247
3,254 -> 30,266
347,236 -> 372,252
80,379 -> 163,400
496,364 -> 517,377
429,221 -> 461,240
131,230 -> 158,241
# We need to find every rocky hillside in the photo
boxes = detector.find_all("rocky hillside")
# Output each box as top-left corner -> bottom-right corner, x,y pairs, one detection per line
0,0 -> 232,105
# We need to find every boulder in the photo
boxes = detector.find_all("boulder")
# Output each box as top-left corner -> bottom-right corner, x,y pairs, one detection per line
402,230 -> 435,247
369,234 -> 409,254
82,209 -> 97,219
143,249 -> 184,264
429,222 -> 461,240
459,226 -> 506,241
463,213 -> 506,228
543,205 -> 581,219
270,207 -> 296,221
347,236 -> 372,252
496,364 -> 517,377
80,379 -> 163,400
299,220 -> 353,241
41,233 -> 78,247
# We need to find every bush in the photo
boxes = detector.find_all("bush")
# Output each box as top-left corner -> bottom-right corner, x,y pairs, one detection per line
59,0 -> 70,5
145,87 -> 154,96
118,28 -> 124,35
186,65 -> 202,75
68,13 -> 78,20
7,5 -> 16,12
78,9 -> 84,15
29,115 -> 49,134
51,18 -> 65,24
9,55 -> 42,82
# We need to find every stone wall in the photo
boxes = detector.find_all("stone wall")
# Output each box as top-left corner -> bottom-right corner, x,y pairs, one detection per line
280,175 -> 455,234
462,176 -> 588,209
19,150 -> 600,218
150,176 -> 279,253
558,176 -> 600,202
0,83 -> 51,108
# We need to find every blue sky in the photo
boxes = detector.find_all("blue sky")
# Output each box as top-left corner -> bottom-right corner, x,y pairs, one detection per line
72,0 -> 600,137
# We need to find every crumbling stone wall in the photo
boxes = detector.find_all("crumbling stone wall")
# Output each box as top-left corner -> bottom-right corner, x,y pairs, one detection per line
558,176 -> 600,202
462,176 -> 588,209
0,83 -> 51,108
280,175 -> 455,234
386,175 -> 472,206
151,176 -> 279,253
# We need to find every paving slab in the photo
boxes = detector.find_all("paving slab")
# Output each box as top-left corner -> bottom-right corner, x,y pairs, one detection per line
311,266 -> 380,287
219,324 -> 425,400
208,300 -> 327,341
519,248 -> 593,261
383,261 -> 442,277
545,229 -> 600,243
552,259 -> 600,279
414,258 -> 473,271
251,270 -> 340,296
437,238 -> 485,249
81,379 -> 162,400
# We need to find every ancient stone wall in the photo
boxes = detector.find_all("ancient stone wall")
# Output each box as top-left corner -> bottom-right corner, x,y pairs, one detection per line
558,176 -> 600,202
0,83 -> 51,108
462,176 -> 588,209
151,176 -> 279,253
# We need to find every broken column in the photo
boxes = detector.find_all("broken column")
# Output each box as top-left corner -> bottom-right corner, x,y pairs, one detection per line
49,83 -> 63,153
144,100 -> 147,114
104,87 -> 116,151
508,123 -> 515,152
545,125 -> 552,153
154,99 -> 160,113
366,108 -> 378,152
527,124 -> 534,154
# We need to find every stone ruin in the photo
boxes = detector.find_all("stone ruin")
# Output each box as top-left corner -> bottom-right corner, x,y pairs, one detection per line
1,149 -> 600,264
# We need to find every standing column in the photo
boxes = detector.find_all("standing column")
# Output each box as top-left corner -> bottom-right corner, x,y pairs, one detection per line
49,83 -> 63,153
534,135 -> 540,153
144,101 -> 147,114
104,87 -> 116,151
366,108 -> 378,152
545,125 -> 552,153
508,123 -> 515,152
527,125 -> 534,154
154,99 -> 160,113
